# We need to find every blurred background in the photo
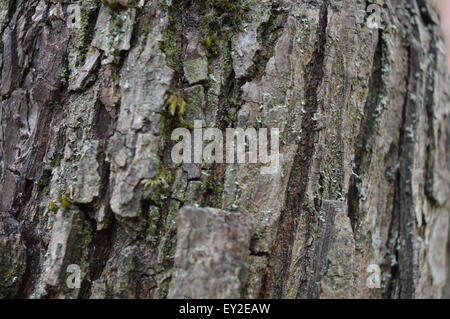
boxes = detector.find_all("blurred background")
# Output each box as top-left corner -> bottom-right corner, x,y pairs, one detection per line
435,0 -> 450,68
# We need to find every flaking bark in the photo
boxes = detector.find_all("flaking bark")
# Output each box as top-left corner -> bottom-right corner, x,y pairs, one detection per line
0,0 -> 449,299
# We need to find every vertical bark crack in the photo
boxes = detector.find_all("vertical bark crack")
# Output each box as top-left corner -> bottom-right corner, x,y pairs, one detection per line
260,0 -> 329,299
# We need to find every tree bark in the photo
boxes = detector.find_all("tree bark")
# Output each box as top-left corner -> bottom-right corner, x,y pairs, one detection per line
0,0 -> 449,299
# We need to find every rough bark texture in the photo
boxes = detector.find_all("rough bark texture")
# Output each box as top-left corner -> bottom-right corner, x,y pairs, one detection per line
0,0 -> 449,299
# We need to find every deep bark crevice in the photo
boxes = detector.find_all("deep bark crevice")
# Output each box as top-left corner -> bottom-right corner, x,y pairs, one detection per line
260,0 -> 329,299
347,30 -> 385,234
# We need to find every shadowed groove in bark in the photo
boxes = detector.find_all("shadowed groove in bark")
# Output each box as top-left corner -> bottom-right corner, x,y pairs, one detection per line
0,0 -> 15,35
424,32 -> 438,206
347,30 -> 386,234
259,0 -> 329,299
15,223 -> 42,298
77,157 -> 115,299
72,1 -> 101,68
238,2 -> 288,84
417,0 -> 436,26
386,47 -> 417,300
386,6 -> 424,296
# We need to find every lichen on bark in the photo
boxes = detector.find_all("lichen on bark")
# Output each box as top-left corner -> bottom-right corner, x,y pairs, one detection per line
0,0 -> 449,299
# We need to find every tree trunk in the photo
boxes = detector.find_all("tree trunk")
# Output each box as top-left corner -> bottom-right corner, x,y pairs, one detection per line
0,0 -> 449,299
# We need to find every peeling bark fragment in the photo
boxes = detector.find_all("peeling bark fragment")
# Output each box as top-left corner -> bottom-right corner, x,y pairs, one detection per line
184,84 -> 206,123
168,206 -> 255,299
0,0 -> 9,29
99,64 -> 118,117
70,49 -> 101,91
183,57 -> 208,85
232,0 -> 272,78
109,3 -> 173,218
37,209 -> 92,299
319,201 -> 356,299
73,140 -> 101,204
92,5 -> 135,65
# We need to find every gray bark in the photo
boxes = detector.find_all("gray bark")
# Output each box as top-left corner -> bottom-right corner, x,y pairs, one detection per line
0,0 -> 449,299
